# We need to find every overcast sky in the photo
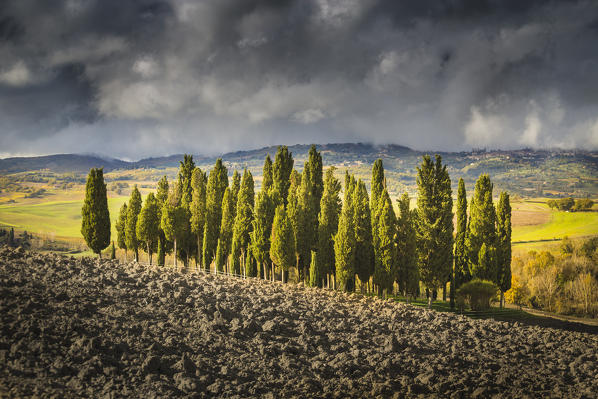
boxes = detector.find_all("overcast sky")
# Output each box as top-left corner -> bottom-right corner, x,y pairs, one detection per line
1,0 -> 598,159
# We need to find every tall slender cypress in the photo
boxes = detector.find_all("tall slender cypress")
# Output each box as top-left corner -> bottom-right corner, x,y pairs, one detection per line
454,178 -> 469,291
156,176 -> 169,266
371,159 -> 385,262
465,174 -> 497,281
115,203 -> 128,261
262,154 -> 273,193
373,189 -> 395,296
353,180 -> 375,292
496,191 -> 512,307
190,168 -> 207,267
316,168 -> 342,288
334,184 -> 356,292
202,159 -> 228,269
270,205 -> 295,283
306,144 -> 324,216
273,146 -> 294,207
81,168 -> 111,258
231,169 -> 255,275
125,185 -> 142,262
136,192 -> 160,264
230,170 -> 241,218
251,190 -> 275,279
396,192 -> 418,299
296,169 -> 317,282
415,155 -> 453,307
215,188 -> 235,273
177,154 -> 196,205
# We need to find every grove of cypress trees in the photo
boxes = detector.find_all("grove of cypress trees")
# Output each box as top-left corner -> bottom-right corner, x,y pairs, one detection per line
465,174 -> 497,281
136,192 -> 160,264
415,155 -> 454,307
81,168 -> 111,258
125,185 -> 142,262
115,203 -> 128,261
202,159 -> 228,269
270,205 -> 295,283
316,168 -> 342,288
190,168 -> 207,267
373,189 -> 395,297
273,146 -> 294,207
251,190 -> 275,279
496,191 -> 512,307
215,188 -> 234,273
353,180 -> 375,293
334,178 -> 356,292
396,192 -> 418,300
231,169 -> 255,276
453,178 -> 469,304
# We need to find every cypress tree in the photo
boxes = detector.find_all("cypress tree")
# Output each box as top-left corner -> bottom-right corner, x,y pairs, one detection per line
309,250 -> 319,287
353,180 -> 375,293
161,202 -> 191,269
231,170 -> 241,217
136,192 -> 160,264
334,179 -> 356,292
465,174 -> 497,282
396,192 -> 418,299
156,176 -> 169,266
273,146 -> 294,207
215,188 -> 234,273
251,190 -> 275,279
125,185 -> 142,262
371,159 -> 385,262
373,189 -> 395,297
115,203 -> 128,261
415,155 -> 454,307
316,167 -> 342,288
270,205 -> 295,283
110,241 -> 116,260
453,178 -> 469,302
262,154 -> 273,193
202,159 -> 229,269
81,168 -> 111,258
286,170 -> 301,277
496,191 -> 512,307
296,168 -> 318,283
177,154 -> 196,205
231,169 -> 255,276
306,144 -> 324,216
190,168 -> 207,267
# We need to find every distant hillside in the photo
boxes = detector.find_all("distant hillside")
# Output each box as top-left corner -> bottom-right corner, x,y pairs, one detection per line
0,154 -> 129,174
1,144 -> 597,198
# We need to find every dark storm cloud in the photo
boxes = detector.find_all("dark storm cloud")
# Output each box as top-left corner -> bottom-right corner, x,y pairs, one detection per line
1,0 -> 598,158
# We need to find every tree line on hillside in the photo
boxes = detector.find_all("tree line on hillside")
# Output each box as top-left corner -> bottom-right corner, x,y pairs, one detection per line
546,197 -> 594,212
81,145 -> 512,308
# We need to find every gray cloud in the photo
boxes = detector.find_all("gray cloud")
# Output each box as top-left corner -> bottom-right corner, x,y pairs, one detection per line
1,0 -> 598,159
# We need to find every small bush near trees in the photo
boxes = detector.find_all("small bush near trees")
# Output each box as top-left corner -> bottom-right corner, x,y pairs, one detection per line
456,279 -> 499,311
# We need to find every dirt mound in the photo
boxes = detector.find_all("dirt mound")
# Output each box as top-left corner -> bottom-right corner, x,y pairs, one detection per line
1,247 -> 596,398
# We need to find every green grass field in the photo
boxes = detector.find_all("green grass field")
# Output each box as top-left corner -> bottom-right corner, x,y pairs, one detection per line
0,196 -> 128,239
512,210 -> 598,244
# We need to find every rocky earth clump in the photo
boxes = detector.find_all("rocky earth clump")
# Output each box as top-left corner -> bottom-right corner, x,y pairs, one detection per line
1,247 -> 597,398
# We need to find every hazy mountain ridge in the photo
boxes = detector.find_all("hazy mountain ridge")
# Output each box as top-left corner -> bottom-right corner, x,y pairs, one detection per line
1,144 -> 597,197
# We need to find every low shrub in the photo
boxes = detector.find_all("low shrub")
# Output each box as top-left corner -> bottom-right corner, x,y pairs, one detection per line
456,279 -> 499,311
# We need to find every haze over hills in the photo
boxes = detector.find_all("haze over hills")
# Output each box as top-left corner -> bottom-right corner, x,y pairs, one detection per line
1,143 -> 597,197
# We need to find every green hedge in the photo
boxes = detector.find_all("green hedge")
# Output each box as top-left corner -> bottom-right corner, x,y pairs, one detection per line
456,279 -> 499,311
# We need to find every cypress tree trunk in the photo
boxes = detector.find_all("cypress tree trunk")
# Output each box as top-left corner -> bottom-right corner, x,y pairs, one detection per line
443,282 -> 447,301
99,251 -> 102,259
450,274 -> 455,309
147,243 -> 151,264
135,248 -> 139,262
428,295 -> 432,309
173,238 -> 177,268
500,291 -> 504,309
